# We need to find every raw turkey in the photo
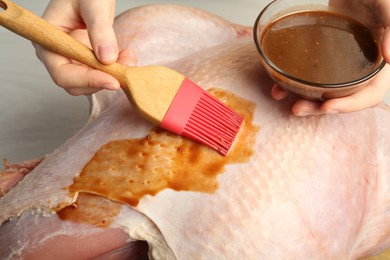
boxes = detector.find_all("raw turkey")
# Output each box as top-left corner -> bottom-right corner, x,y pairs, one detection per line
1,4 -> 390,259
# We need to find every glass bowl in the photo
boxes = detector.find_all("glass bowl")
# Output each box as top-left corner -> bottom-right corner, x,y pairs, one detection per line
253,0 -> 386,100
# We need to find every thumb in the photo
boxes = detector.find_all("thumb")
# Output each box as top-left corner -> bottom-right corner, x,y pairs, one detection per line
375,0 -> 390,63
382,27 -> 390,64
79,0 -> 118,64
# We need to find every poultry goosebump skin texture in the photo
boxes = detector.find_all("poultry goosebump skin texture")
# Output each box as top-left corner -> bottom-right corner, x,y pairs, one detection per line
1,4 -> 390,260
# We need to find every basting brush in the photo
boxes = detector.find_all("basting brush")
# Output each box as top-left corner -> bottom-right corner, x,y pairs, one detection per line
0,0 -> 243,155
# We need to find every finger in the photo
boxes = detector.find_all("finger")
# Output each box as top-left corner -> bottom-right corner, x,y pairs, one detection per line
291,99 -> 324,116
55,65 -> 120,96
320,64 -> 390,113
117,48 -> 138,66
65,50 -> 137,95
79,0 -> 118,64
382,27 -> 390,63
35,45 -> 120,96
41,0 -> 85,32
374,0 -> 390,62
65,86 -> 104,96
271,84 -> 288,100
65,49 -> 137,95
271,83 -> 325,116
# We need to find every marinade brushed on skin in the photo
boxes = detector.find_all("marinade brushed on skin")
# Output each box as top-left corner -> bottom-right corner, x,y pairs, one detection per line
1,4 -> 390,260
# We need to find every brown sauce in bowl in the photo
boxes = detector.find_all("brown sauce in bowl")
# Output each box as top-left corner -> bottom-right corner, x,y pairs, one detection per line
261,10 -> 380,84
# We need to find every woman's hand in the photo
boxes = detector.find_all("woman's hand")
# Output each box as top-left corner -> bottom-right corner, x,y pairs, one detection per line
34,0 -> 135,96
272,0 -> 390,116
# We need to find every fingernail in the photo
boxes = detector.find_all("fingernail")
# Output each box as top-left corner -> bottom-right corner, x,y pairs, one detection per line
325,110 -> 339,114
296,111 -> 311,116
273,91 -> 286,101
98,43 -> 116,63
101,83 -> 118,90
126,60 -> 136,66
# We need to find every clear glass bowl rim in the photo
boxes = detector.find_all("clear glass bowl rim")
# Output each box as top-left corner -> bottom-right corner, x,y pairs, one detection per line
253,0 -> 387,88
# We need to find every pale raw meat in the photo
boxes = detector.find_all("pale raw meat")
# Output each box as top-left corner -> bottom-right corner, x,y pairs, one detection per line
0,158 -> 43,196
1,4 -> 390,259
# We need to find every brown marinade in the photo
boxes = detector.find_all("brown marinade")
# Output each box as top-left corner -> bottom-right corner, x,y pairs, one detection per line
66,89 -> 258,209
261,10 -> 380,84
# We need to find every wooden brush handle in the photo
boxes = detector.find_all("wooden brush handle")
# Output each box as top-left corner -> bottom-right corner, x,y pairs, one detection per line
0,0 -> 127,86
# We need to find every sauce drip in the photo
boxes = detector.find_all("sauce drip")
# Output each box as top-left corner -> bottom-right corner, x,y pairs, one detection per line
261,10 -> 380,84
57,193 -> 122,228
67,89 -> 258,208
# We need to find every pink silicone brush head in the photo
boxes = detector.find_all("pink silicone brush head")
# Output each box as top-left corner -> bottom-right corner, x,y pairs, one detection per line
160,78 -> 243,156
